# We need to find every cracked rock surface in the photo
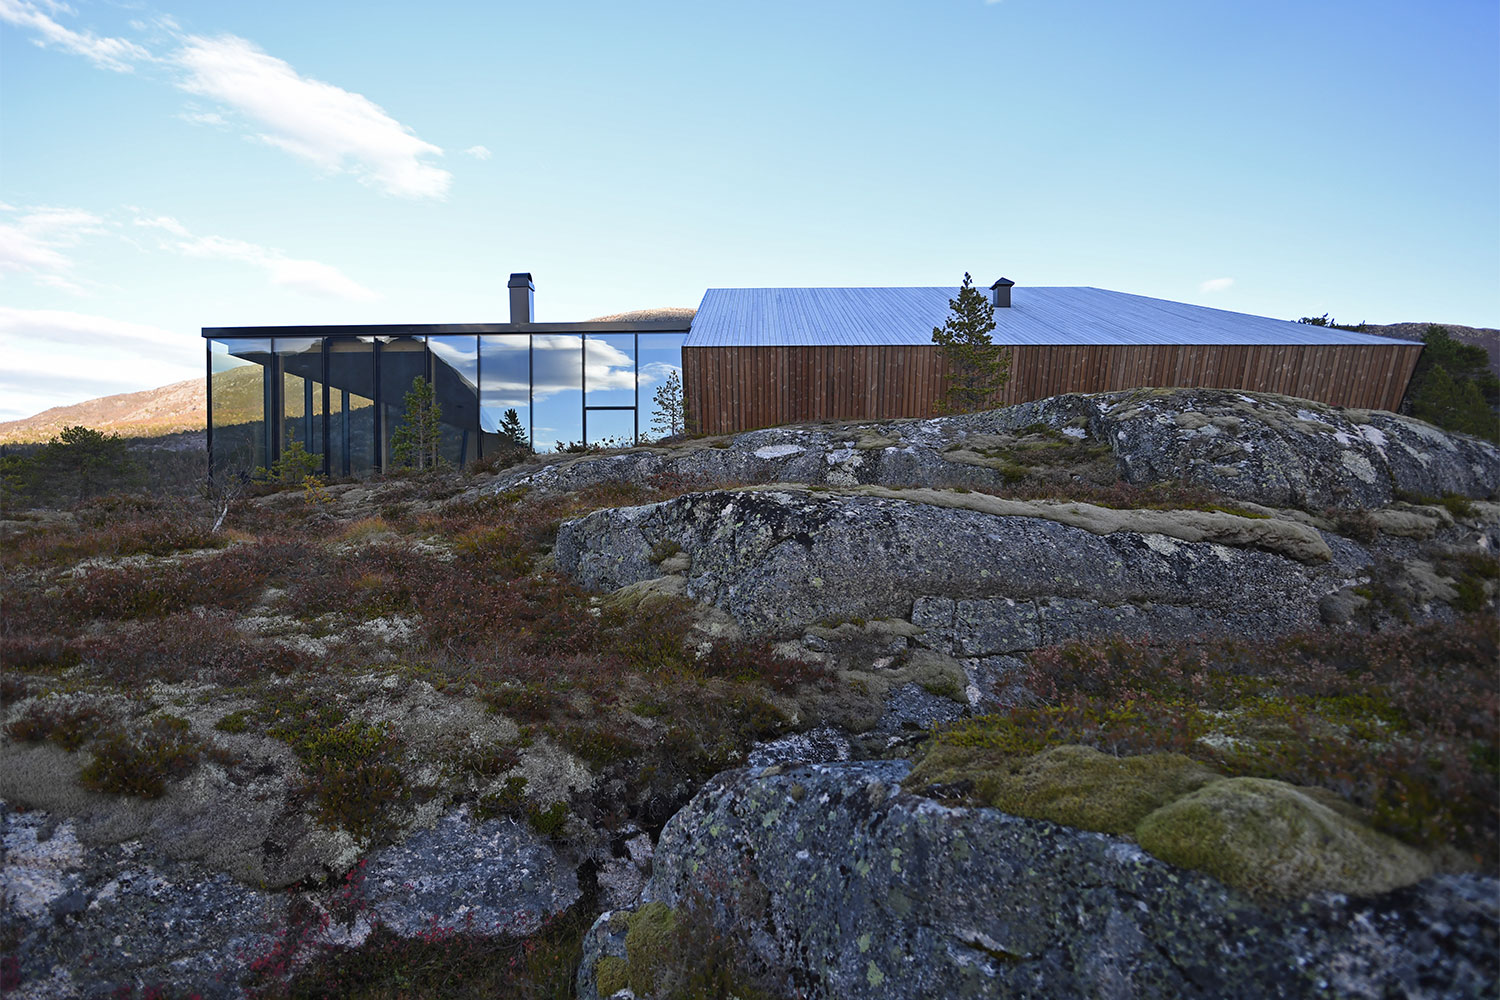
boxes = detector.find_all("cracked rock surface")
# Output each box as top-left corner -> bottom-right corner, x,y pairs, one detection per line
578,761 -> 1500,1000
555,488 -> 1364,640
486,387 -> 1500,510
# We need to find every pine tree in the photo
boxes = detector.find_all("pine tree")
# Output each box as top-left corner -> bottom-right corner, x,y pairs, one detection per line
651,368 -> 686,439
390,376 -> 443,470
498,408 -> 530,450
932,273 -> 1011,414
1413,365 -> 1498,441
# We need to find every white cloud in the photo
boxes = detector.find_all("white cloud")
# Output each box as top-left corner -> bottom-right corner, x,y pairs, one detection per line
1199,277 -> 1235,293
0,0 -> 150,72
134,215 -> 381,301
0,308 -> 200,421
0,204 -> 107,292
464,145 -> 492,161
2,5 -> 451,200
172,34 -> 451,200
0,305 -> 185,350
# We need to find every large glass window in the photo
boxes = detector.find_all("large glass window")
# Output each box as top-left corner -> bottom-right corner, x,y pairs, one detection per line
638,334 -> 687,440
584,334 -> 637,447
210,338 -> 271,476
378,337 -> 428,469
480,335 -> 531,453
212,324 -> 687,472
327,337 -> 376,476
275,338 -> 325,471
429,336 -> 479,466
531,334 -> 583,451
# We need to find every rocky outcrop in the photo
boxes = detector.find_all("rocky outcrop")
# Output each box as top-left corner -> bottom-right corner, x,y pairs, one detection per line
578,761 -> 1499,1000
0,801 -> 581,998
555,488 -> 1365,642
486,388 -> 1500,510
1004,389 -> 1500,509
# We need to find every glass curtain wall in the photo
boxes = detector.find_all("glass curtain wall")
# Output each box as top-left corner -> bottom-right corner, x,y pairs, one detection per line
210,329 -> 687,472
479,335 -> 530,453
584,334 -> 637,448
378,336 -> 427,470
275,338 -> 326,468
428,336 -> 479,466
638,334 -> 688,440
209,338 -> 272,475
327,337 -> 377,476
531,334 -> 583,450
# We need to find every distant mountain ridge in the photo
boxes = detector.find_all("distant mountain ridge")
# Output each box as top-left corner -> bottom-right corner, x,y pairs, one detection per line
0,376 -> 205,445
0,314 -> 1488,445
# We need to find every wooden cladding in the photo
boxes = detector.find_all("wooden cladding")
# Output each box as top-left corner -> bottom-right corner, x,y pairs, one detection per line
682,343 -> 1423,435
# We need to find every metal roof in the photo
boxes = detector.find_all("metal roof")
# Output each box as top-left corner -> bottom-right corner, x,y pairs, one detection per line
684,286 -> 1422,348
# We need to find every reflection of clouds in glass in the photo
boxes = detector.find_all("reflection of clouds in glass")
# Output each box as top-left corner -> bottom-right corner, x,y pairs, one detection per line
429,338 -> 476,370
515,335 -> 637,401
584,336 -> 634,393
636,361 -> 681,388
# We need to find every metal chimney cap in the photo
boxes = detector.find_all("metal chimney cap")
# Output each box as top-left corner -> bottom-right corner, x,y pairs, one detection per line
507,273 -> 534,289
990,277 -> 1015,289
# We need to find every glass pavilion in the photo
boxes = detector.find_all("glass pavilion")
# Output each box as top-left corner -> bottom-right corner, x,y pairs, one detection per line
204,320 -> 689,477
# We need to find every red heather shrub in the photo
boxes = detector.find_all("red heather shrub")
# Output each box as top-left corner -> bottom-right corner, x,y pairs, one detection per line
2,509 -> 223,570
286,541 -> 442,619
694,639 -> 822,693
75,610 -> 312,686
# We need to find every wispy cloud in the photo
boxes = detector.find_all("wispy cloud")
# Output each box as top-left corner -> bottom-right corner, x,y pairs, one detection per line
2,5 -> 452,200
1199,277 -> 1235,293
0,304 -> 185,350
172,34 -> 451,200
0,205 -> 107,292
464,145 -> 492,161
0,307 -> 200,420
134,214 -> 380,300
0,0 -> 151,72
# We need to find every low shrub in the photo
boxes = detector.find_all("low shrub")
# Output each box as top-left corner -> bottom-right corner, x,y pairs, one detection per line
79,716 -> 204,798
932,618 -> 1499,864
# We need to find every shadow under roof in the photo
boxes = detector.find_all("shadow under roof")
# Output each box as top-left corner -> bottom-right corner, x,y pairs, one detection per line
685,286 -> 1421,349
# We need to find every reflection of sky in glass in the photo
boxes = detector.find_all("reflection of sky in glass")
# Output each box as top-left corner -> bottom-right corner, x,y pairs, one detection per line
480,336 -> 529,433
276,337 -> 322,383
214,337 -> 270,372
531,336 -> 583,449
585,335 -> 636,407
638,334 -> 685,437
585,408 -> 635,448
429,336 -> 478,390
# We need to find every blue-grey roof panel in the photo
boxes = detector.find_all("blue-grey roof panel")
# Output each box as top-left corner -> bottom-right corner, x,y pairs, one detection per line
685,286 -> 1422,349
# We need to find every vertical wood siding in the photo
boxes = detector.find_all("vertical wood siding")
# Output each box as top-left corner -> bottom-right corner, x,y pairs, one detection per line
682,344 -> 1423,435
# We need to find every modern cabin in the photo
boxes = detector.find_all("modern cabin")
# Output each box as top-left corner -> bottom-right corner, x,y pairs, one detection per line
204,274 -> 1423,474
683,282 -> 1424,435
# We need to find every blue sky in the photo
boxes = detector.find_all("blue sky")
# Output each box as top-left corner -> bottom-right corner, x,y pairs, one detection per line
2,0 -> 1497,421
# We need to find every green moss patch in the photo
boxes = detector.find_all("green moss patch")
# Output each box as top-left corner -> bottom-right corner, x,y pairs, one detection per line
622,901 -> 679,995
1135,777 -> 1432,900
910,743 -> 1221,835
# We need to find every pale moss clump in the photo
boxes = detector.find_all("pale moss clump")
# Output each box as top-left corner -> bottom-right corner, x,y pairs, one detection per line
622,901 -> 679,996
908,742 -> 1435,901
908,743 -> 1221,835
594,955 -> 630,997
1135,777 -> 1433,901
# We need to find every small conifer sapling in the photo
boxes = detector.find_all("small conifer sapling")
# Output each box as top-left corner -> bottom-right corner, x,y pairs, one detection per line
390,376 -> 444,470
651,368 -> 687,439
932,273 -> 1011,414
